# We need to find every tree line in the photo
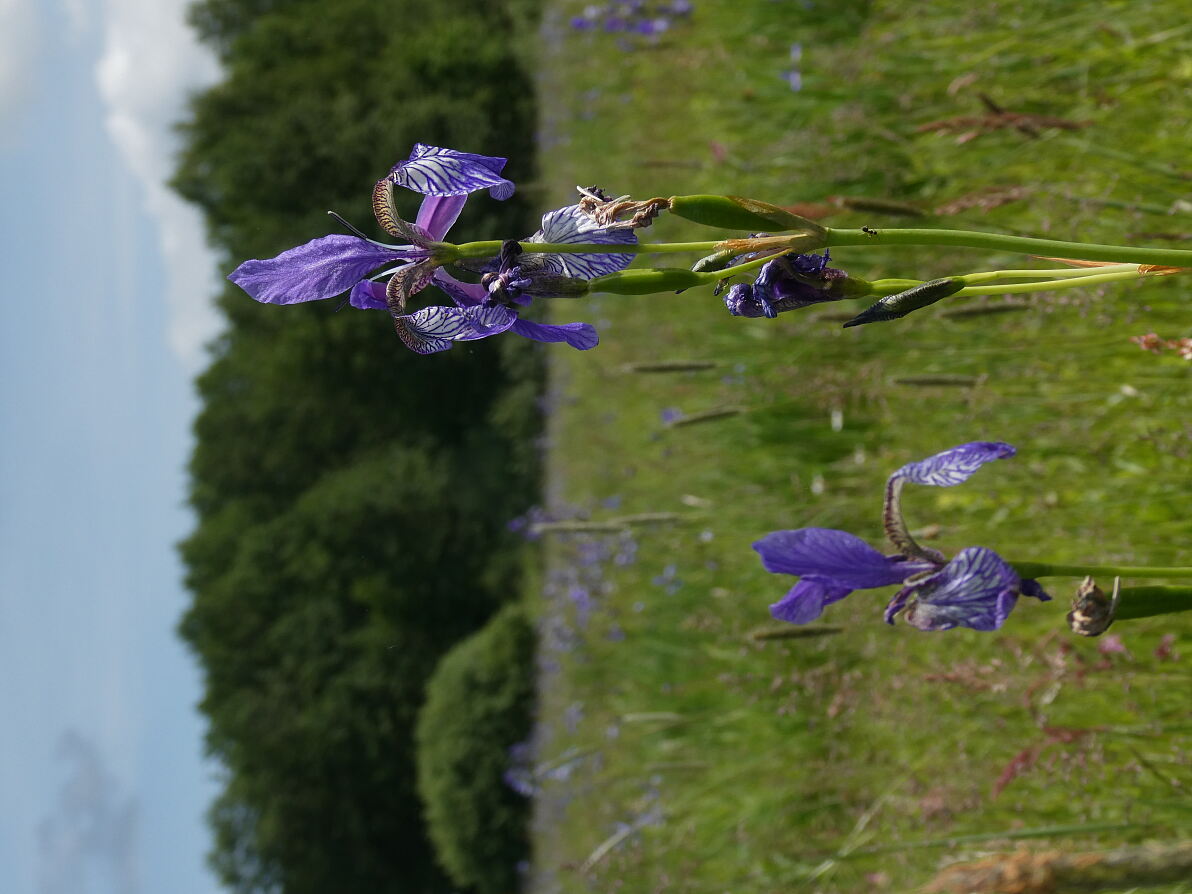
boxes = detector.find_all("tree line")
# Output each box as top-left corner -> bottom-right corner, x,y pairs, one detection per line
174,1 -> 543,890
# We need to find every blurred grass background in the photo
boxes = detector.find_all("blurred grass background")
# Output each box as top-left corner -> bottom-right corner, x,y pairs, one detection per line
525,1 -> 1191,891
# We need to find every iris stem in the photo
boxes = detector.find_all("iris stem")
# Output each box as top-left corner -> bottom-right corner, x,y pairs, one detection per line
958,264 -> 1140,283
1010,561 -> 1192,579
957,269 -> 1152,296
868,265 -> 1168,299
826,227 -> 1192,266
453,239 -> 726,259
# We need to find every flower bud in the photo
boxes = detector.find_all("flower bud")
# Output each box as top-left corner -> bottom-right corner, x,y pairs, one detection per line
842,277 -> 964,328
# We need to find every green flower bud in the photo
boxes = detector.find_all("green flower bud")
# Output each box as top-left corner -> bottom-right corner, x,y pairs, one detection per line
843,277 -> 965,328
668,194 -> 828,239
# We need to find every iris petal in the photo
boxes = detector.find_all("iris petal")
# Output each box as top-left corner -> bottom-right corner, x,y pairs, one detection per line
753,527 -> 933,589
415,194 -> 469,241
389,143 -> 515,200
394,305 -> 518,355
229,235 -> 416,305
432,269 -> 487,308
530,204 -> 637,279
510,318 -> 599,350
893,546 -> 1022,631
770,579 -> 852,624
892,441 -> 1016,488
349,279 -> 388,310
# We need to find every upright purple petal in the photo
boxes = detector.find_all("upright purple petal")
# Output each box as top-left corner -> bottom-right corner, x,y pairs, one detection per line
889,546 -> 1022,631
530,204 -> 638,279
394,305 -> 518,355
770,579 -> 852,624
432,269 -> 487,308
892,442 -> 1016,488
510,318 -> 599,350
229,235 -> 417,305
415,194 -> 469,241
388,143 -> 515,200
753,528 -> 933,589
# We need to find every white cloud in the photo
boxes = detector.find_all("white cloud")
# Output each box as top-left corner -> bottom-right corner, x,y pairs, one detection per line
95,0 -> 223,371
0,0 -> 39,128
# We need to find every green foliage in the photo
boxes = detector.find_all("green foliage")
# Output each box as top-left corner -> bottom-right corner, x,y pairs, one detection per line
415,604 -> 536,894
532,0 -> 1192,891
175,0 -> 545,890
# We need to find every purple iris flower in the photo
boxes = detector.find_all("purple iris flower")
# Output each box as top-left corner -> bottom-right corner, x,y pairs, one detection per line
753,442 -> 1051,631
373,201 -> 637,353
229,144 -> 511,306
723,251 -> 851,318
227,144 -> 627,354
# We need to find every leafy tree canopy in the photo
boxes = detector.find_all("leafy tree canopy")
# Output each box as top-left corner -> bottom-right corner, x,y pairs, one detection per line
175,0 -> 543,890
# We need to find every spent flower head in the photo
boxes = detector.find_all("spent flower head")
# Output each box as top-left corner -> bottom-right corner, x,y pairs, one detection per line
722,250 -> 871,318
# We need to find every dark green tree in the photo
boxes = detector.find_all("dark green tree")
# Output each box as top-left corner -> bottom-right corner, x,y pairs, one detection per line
416,605 -> 537,894
175,1 -> 543,890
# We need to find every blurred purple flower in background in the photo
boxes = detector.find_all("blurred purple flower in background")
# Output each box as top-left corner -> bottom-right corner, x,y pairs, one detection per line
570,1 -> 694,47
783,42 -> 803,91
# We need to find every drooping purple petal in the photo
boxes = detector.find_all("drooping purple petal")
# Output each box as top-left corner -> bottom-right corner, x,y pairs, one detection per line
432,269 -> 487,308
229,235 -> 419,305
393,305 -> 518,355
892,442 -> 1016,488
510,317 -> 599,350
770,579 -> 852,624
530,204 -> 637,279
890,546 -> 1022,631
415,194 -> 469,241
349,279 -> 388,310
388,143 -> 515,200
753,528 -> 934,589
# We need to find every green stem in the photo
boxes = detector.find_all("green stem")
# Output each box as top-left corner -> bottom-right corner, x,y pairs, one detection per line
1011,561 -> 1192,580
826,227 -> 1192,266
959,264 -> 1139,283
956,268 -> 1147,296
454,239 -> 724,260
869,265 -> 1149,297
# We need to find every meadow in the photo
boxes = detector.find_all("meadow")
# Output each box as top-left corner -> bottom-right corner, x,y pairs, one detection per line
524,1 -> 1192,890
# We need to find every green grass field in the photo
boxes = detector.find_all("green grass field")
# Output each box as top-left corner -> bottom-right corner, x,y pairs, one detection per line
524,1 -> 1191,890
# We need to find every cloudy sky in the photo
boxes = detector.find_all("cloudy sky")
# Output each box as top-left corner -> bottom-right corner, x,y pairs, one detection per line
0,0 -> 223,892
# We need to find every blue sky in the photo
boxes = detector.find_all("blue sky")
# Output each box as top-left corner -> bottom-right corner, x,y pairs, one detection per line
1,1 -> 222,892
